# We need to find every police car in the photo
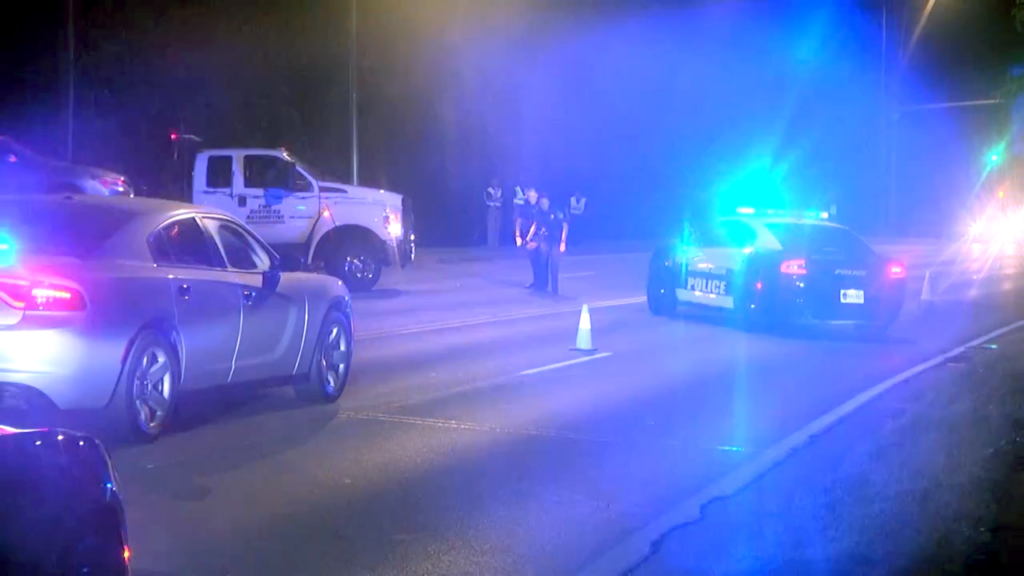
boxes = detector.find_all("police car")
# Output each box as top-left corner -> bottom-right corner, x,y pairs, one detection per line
646,208 -> 907,334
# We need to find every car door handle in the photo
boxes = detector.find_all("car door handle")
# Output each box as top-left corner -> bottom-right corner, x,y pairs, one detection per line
242,290 -> 256,305
177,284 -> 191,299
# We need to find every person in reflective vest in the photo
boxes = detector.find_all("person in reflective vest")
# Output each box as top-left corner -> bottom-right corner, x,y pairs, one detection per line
485,178 -> 503,248
568,191 -> 586,245
515,186 -> 535,248
525,193 -> 569,295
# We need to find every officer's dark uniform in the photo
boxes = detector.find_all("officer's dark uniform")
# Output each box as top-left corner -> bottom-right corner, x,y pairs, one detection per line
518,198 -> 540,289
532,201 -> 568,295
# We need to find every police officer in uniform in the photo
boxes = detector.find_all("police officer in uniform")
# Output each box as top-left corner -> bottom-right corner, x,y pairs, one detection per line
512,184 -> 526,245
517,187 -> 540,288
485,178 -> 503,247
525,193 -> 568,295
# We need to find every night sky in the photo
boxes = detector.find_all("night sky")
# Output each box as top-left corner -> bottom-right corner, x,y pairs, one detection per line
3,0 -> 1024,244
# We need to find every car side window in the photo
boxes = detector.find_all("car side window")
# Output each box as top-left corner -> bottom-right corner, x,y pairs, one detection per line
243,155 -> 291,190
691,221 -> 755,249
149,217 -> 221,268
204,218 -> 273,272
719,221 -> 758,248
206,155 -> 233,189
291,169 -> 313,193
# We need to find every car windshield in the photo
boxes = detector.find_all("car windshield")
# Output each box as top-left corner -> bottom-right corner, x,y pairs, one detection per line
292,156 -> 341,183
0,201 -> 136,259
764,222 -> 875,258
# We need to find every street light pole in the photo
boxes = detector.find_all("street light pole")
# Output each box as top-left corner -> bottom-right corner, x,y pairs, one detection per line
349,0 -> 359,186
903,0 -> 937,67
66,0 -> 75,162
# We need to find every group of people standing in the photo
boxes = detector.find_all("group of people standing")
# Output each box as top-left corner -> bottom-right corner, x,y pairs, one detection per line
485,180 -> 588,296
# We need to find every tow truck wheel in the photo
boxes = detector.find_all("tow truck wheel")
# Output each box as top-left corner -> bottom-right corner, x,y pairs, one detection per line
327,242 -> 382,292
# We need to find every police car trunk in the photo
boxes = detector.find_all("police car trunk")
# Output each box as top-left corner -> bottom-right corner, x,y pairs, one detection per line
761,221 -> 905,325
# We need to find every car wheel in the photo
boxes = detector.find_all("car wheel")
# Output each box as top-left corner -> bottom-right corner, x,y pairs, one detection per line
296,310 -> 353,403
327,242 -> 381,292
647,273 -> 677,316
107,330 -> 179,443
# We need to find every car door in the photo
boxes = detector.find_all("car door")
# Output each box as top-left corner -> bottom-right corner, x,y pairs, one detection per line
193,153 -> 237,216
200,216 -> 305,383
679,220 -> 758,309
148,216 -> 242,389
236,153 -> 317,245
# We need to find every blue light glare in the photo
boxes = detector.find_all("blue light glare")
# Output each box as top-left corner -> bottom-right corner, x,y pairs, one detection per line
443,0 -> 950,236
0,231 -> 13,267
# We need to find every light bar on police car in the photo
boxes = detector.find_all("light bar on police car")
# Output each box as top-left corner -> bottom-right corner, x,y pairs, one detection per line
734,207 -> 829,219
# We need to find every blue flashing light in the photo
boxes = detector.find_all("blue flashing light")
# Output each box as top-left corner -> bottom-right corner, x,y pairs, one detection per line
0,232 -> 14,267
733,207 -> 829,220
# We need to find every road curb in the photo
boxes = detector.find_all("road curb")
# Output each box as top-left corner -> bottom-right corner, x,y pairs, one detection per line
575,319 -> 1024,576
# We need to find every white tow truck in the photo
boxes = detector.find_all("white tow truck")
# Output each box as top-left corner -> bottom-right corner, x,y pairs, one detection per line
190,148 -> 413,291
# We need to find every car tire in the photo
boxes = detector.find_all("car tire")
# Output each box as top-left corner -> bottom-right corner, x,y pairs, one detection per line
106,330 -> 180,443
327,241 -> 382,292
647,273 -> 677,317
295,310 -> 353,404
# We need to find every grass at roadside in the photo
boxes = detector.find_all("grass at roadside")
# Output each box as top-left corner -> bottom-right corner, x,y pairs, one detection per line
630,330 -> 1024,575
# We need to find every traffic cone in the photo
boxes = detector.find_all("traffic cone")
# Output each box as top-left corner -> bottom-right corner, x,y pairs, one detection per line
572,304 -> 596,352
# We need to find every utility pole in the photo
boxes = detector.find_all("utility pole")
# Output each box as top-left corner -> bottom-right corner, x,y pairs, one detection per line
884,0 -> 935,233
903,0 -> 937,67
882,0 -> 890,231
66,0 -> 75,162
349,0 -> 359,186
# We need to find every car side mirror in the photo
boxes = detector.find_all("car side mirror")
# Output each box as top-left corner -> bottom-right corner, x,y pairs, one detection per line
278,253 -> 304,273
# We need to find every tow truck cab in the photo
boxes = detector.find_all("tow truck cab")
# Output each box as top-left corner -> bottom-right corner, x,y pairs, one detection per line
190,149 -> 413,291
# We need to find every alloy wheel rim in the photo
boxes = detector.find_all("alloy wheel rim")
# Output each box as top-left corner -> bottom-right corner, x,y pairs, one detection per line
132,347 -> 173,433
321,324 -> 349,394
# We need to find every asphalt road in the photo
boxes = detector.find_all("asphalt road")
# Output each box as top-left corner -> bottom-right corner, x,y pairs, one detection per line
99,242 -> 1024,576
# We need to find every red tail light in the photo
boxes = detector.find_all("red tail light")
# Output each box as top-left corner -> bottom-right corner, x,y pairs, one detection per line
887,262 -> 906,279
780,259 -> 807,275
0,277 -> 87,312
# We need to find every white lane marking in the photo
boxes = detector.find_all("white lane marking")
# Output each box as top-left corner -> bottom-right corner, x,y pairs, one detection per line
339,411 -> 613,443
518,353 -> 613,376
577,319 -> 1024,576
565,252 -> 647,261
562,272 -> 597,278
358,296 -> 645,339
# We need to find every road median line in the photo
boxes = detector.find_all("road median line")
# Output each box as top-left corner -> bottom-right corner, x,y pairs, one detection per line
358,296 -> 645,339
519,353 -> 613,376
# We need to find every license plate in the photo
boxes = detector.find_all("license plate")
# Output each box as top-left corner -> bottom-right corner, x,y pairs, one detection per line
840,289 -> 864,304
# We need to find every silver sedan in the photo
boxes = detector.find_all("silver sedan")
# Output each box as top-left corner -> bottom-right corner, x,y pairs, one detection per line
0,195 -> 353,442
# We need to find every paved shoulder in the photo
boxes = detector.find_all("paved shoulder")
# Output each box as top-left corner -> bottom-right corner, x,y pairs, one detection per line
628,329 -> 1024,575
